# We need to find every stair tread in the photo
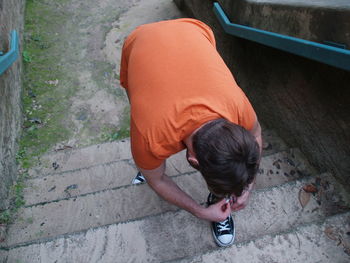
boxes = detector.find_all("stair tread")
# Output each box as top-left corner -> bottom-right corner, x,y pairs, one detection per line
27,128 -> 288,178
173,212 -> 350,263
4,173 -> 349,253
23,148 -> 313,207
2,180 -> 349,262
28,139 -> 132,178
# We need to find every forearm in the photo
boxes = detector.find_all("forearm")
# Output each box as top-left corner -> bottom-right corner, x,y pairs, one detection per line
140,162 -> 230,222
147,174 -> 204,218
247,179 -> 255,191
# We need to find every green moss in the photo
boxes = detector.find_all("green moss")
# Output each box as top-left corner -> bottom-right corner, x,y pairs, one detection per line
35,230 -> 44,237
22,50 -> 32,62
26,217 -> 34,224
20,0 -> 78,167
97,106 -> 130,143
0,172 -> 28,224
0,210 -> 11,224
19,0 -> 130,168
116,106 -> 131,140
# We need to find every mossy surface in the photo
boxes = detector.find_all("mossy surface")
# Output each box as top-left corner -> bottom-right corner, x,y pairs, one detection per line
21,0 -> 74,168
20,0 -> 130,168
0,172 -> 28,224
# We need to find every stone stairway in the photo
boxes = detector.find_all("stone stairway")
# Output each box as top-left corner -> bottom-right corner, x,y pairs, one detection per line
1,128 -> 350,262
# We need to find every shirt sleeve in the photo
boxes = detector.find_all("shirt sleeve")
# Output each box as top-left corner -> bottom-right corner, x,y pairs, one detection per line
119,41 -> 129,89
186,19 -> 216,48
119,27 -> 140,90
130,118 -> 164,170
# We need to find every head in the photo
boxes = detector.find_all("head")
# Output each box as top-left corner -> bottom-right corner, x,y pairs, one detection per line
188,118 -> 260,197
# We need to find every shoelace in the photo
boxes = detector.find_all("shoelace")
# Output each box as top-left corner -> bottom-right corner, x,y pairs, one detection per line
136,174 -> 145,182
217,218 -> 230,232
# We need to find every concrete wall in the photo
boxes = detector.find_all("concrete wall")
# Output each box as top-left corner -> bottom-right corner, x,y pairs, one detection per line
219,0 -> 350,48
0,0 -> 24,210
174,0 -> 350,188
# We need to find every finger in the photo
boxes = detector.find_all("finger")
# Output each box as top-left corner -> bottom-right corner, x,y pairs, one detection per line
230,202 -> 239,210
231,204 -> 243,211
232,204 -> 245,212
221,203 -> 227,212
217,198 -> 227,205
221,198 -> 231,212
222,201 -> 232,214
213,198 -> 226,207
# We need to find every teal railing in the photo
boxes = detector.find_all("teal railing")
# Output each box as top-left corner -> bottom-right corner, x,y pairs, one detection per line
213,2 -> 350,71
0,30 -> 19,75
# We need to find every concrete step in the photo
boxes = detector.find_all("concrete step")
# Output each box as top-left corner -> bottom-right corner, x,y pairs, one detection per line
23,148 -> 313,207
3,172 -> 349,251
2,174 -> 349,262
23,150 -> 194,206
28,139 -> 132,178
172,212 -> 350,263
27,128 -> 288,178
3,172 -> 208,248
261,127 -> 289,156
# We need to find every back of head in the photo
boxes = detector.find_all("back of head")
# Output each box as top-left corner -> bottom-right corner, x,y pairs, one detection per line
192,119 -> 260,197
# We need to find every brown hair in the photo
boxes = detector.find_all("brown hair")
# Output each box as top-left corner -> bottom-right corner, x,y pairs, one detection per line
192,119 -> 260,197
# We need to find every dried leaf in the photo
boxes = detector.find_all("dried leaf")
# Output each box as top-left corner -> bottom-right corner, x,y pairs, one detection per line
65,184 -> 78,191
299,189 -> 311,208
48,186 -> 56,192
303,184 -> 318,193
273,160 -> 281,169
324,227 -> 339,241
46,79 -> 59,86
285,158 -> 295,167
56,145 -> 73,151
52,162 -> 59,170
342,239 -> 350,256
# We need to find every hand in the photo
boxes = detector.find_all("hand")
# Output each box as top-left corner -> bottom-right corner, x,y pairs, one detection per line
230,190 -> 251,211
198,198 -> 231,222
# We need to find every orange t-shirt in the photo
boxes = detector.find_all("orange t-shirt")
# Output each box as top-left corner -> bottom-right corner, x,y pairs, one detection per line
120,19 -> 256,170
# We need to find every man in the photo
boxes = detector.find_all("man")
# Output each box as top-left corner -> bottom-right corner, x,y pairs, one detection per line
120,18 -> 262,247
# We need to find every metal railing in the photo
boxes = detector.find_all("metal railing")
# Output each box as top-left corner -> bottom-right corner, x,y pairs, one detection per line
0,30 -> 19,75
213,2 -> 350,71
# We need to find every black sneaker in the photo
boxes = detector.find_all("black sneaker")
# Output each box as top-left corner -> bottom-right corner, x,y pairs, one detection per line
131,172 -> 146,185
207,193 -> 235,247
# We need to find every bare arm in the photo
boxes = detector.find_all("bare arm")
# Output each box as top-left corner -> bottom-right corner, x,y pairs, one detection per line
139,162 -> 231,222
